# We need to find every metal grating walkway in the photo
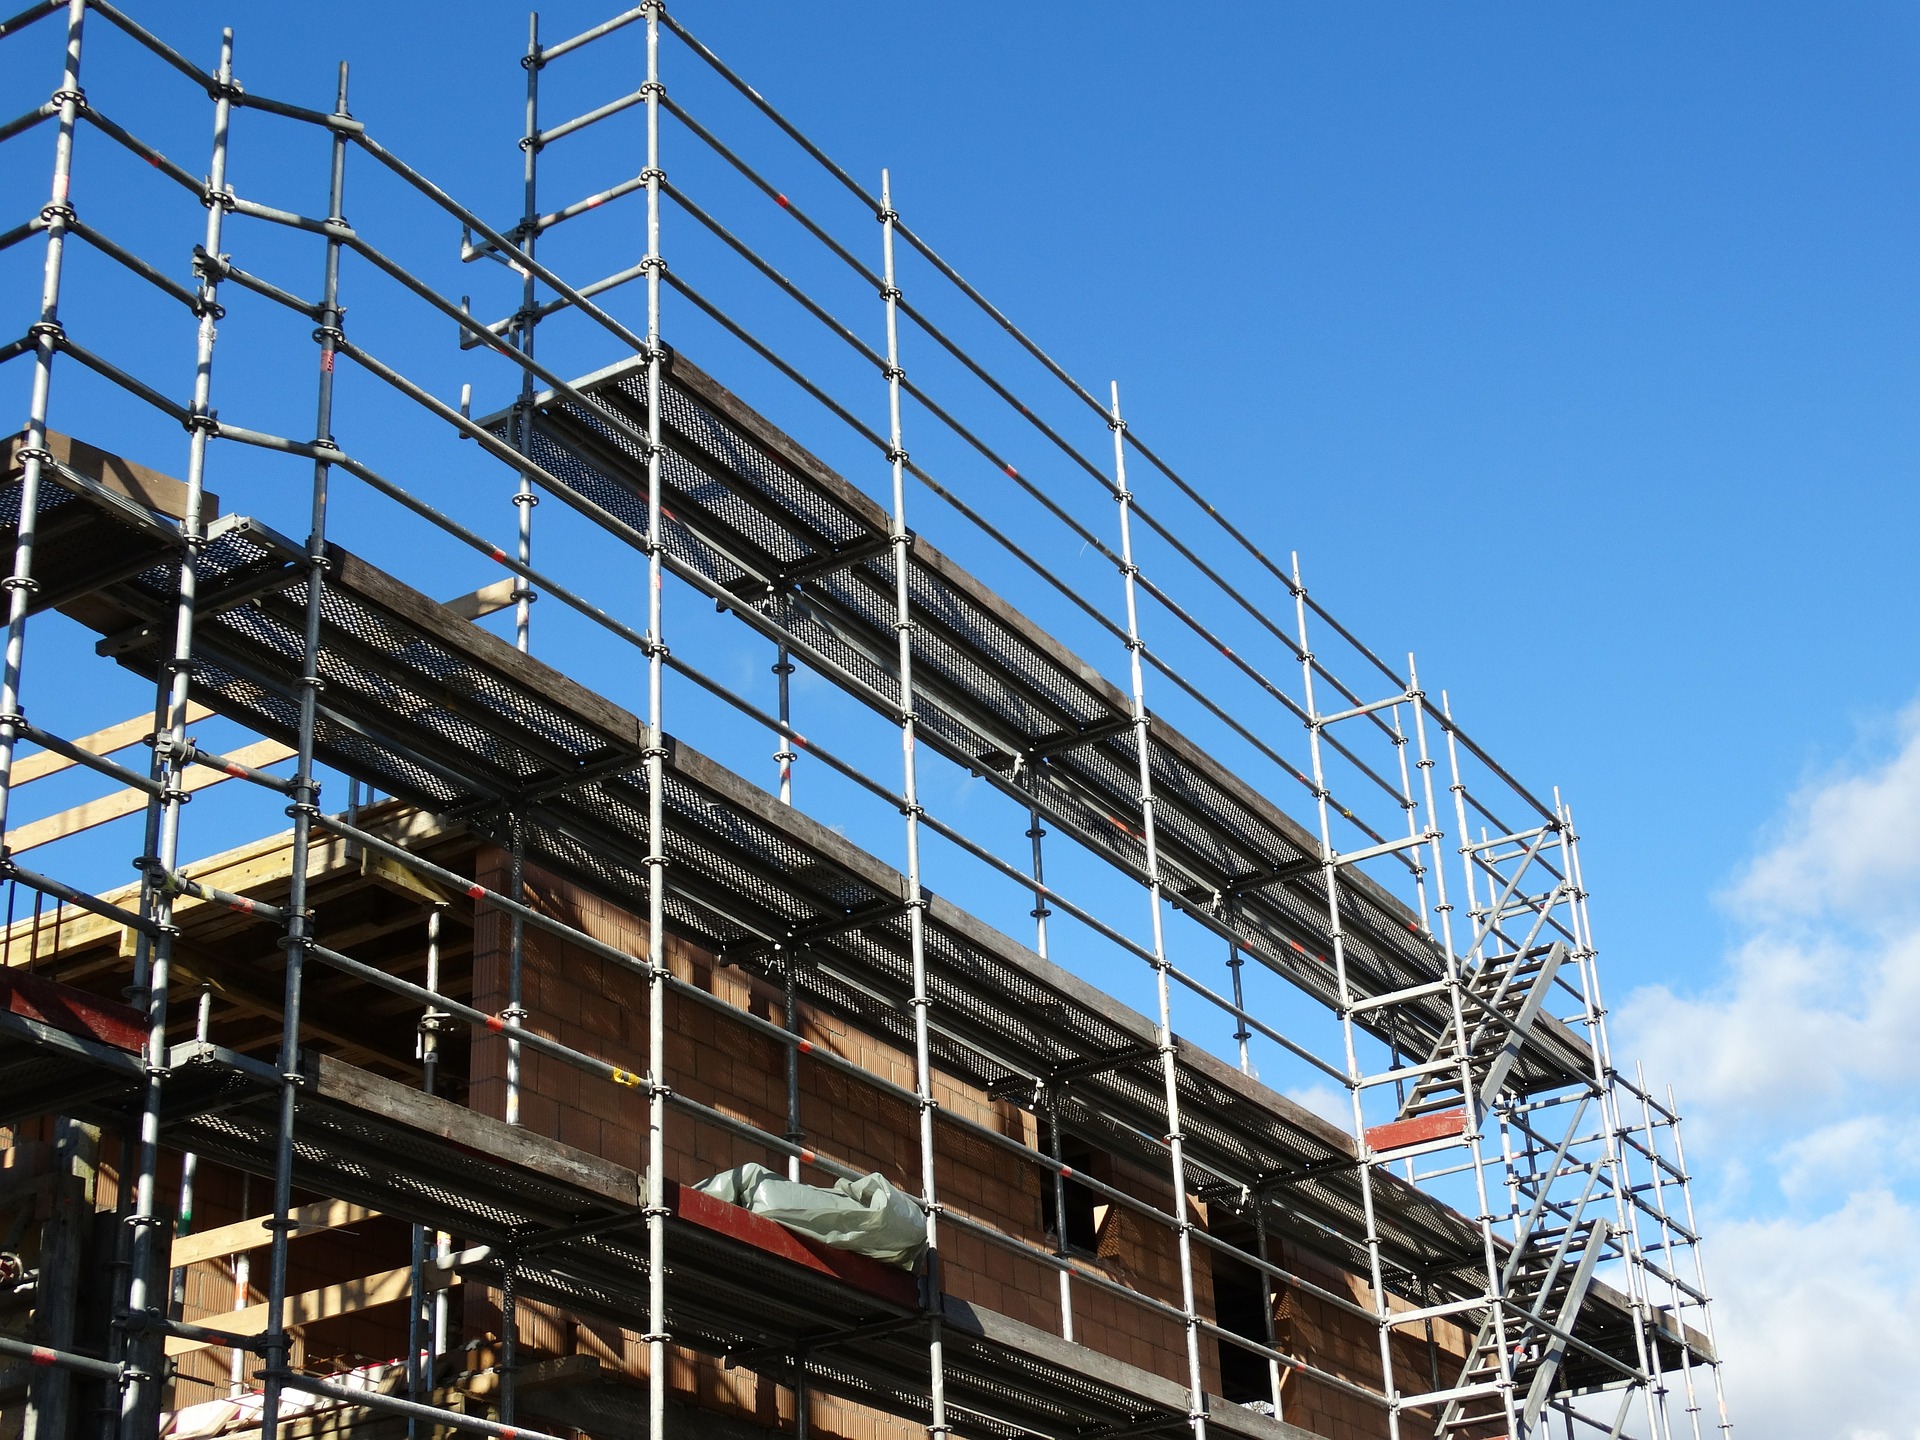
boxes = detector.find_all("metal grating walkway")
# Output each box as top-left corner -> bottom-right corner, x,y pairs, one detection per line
491,352 -> 1595,1100
17,1027 -> 1320,1440
11,464 -> 1681,1384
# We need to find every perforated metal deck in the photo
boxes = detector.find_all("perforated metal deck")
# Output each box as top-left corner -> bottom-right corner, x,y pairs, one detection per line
141,1043 -> 1319,1440
489,352 -> 1594,1101
11,468 -> 1686,1386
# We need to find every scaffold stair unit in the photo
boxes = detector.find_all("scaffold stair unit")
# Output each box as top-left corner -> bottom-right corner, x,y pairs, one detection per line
0,6 -> 1732,1440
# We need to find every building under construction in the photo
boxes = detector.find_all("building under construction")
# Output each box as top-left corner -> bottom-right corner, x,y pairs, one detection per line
0,7 -> 1732,1440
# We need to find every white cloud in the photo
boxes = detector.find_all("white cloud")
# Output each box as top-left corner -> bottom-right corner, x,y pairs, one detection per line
1731,702 -> 1920,927
1284,1080 -> 1352,1129
1615,704 -> 1920,1440
1709,1189 -> 1920,1440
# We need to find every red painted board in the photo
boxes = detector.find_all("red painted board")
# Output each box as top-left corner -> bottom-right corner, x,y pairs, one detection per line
0,969 -> 146,1054
667,1179 -> 921,1309
1365,1109 -> 1467,1153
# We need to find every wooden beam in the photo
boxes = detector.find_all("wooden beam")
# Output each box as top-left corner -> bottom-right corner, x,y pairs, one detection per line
169,1199 -> 377,1270
2,429 -> 217,524
305,1053 -> 635,1205
163,941 -> 407,1068
11,702 -> 215,787
1,803 -> 456,966
442,578 -> 516,622
165,1262 -> 438,1356
4,738 -> 294,854
359,847 -> 464,906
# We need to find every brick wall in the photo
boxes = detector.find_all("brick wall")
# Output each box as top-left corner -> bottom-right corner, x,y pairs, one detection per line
167,1166 -> 414,1402
33,844 -> 1476,1440
464,853 -> 1223,1433
1267,1240 -> 1477,1440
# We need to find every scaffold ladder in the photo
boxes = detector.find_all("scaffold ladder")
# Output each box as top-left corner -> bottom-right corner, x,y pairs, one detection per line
1440,1215 -> 1612,1436
1395,939 -> 1568,1129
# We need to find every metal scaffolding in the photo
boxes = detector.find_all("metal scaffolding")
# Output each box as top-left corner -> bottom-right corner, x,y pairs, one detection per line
0,6 -> 1732,1440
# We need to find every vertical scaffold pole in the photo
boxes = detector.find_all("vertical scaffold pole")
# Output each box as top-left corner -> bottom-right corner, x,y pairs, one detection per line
1290,556 -> 1400,1440
0,0 -> 85,846
168,983 -> 214,1317
499,762 -> 527,1395
1045,1093 -> 1073,1342
640,11 -> 671,1440
1560,809 -> 1668,1440
783,950 -> 804,1182
1226,924 -> 1251,1077
500,6 -> 547,1120
877,169 -> 948,1440
1253,1207 -> 1281,1419
502,12 -> 542,1187
1437,694 -> 1522,1432
774,612 -> 796,803
261,60 -> 351,1440
228,1176 -> 249,1397
410,903 -> 447,1423
513,10 -> 541,660
1666,1088 -> 1732,1440
1107,382 -> 1208,1440
121,30 -> 235,1437
1406,655 -> 1485,1406
1389,705 -> 1429,933
1026,787 -> 1051,961
1407,659 -> 1460,1028
1026,769 -> 1072,1339
1634,1064 -> 1702,1440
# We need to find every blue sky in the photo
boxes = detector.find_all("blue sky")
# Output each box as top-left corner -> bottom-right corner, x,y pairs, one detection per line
4,3 -> 1918,1434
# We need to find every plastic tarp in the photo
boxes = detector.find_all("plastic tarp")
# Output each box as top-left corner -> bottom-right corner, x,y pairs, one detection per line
693,1162 -> 928,1269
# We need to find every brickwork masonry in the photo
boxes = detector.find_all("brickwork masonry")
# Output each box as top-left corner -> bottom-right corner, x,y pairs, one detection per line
462,850 -> 1471,1440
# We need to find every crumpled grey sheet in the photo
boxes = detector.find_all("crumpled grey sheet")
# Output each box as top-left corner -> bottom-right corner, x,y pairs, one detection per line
693,1162 -> 928,1269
